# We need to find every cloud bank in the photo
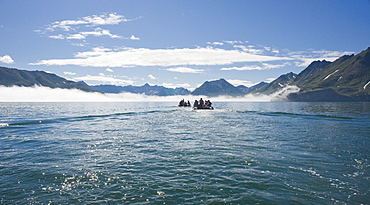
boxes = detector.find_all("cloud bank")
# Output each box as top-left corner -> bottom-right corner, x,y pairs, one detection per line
221,62 -> 290,71
0,86 -> 271,102
166,67 -> 205,73
31,46 -> 291,67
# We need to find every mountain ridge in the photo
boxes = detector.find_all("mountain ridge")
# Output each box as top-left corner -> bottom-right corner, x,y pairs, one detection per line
290,47 -> 370,101
0,66 -> 94,92
253,47 -> 370,101
191,78 -> 267,96
1,47 -> 369,101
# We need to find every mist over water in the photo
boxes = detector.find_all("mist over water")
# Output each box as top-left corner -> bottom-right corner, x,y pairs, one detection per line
0,86 -> 272,102
270,85 -> 300,101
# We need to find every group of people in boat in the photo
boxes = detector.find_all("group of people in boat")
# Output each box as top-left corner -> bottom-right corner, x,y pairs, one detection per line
179,98 -> 213,109
178,99 -> 191,106
193,98 -> 213,109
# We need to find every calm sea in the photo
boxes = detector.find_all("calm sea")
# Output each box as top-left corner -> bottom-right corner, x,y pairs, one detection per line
0,102 -> 369,204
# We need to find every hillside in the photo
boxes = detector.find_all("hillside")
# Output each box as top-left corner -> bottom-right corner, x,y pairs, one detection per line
296,48 -> 369,95
289,47 -> 370,101
253,47 -> 370,101
0,67 -> 94,92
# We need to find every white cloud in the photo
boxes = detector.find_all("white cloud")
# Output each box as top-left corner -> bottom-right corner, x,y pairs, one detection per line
289,50 -> 354,67
31,46 -> 291,67
71,43 -> 87,47
227,79 -> 254,87
177,83 -> 191,88
293,56 -> 348,67
207,41 -> 224,46
148,74 -> 156,79
130,35 -> 140,40
40,13 -> 140,42
53,28 -> 123,40
221,65 -> 258,71
66,33 -> 86,40
272,49 -> 280,54
63,71 -> 76,75
161,82 -> 191,89
49,34 -> 65,39
166,67 -> 205,73
78,28 -> 122,39
264,47 -> 280,54
312,50 -> 353,58
221,62 -> 289,71
224,40 -> 243,44
47,13 -> 131,31
293,58 -> 325,67
234,45 -> 264,55
83,13 -> 131,25
265,78 -> 276,83
106,68 -> 114,72
0,55 -> 14,64
74,47 -> 112,58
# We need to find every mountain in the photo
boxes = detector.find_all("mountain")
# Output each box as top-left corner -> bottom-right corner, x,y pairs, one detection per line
0,66 -> 94,92
252,72 -> 298,95
191,79 -> 268,97
3,46 -> 368,101
93,79 -> 264,97
253,47 -> 370,101
191,78 -> 245,97
296,49 -> 369,93
90,83 -> 191,96
289,47 -> 370,101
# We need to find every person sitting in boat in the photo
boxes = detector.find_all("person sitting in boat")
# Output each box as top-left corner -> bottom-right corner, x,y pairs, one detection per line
199,98 -> 204,108
205,100 -> 212,108
193,100 -> 199,108
179,99 -> 185,106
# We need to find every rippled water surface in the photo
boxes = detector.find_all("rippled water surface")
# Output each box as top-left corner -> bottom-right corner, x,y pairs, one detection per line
0,102 -> 369,204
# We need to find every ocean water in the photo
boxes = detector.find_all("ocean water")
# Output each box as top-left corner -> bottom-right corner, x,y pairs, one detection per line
0,102 -> 369,204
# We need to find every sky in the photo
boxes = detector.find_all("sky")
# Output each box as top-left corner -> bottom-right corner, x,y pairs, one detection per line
1,0 -> 369,91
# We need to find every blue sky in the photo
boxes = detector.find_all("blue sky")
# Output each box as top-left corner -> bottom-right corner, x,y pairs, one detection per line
1,0 -> 369,90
